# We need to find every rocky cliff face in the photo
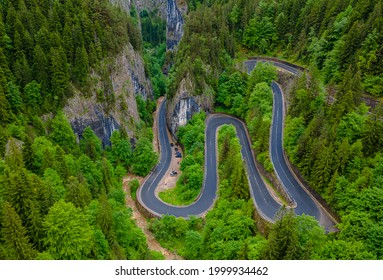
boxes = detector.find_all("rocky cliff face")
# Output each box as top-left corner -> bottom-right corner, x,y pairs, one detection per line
64,43 -> 153,146
166,74 -> 214,137
166,0 -> 185,51
135,0 -> 167,18
109,0 -> 132,13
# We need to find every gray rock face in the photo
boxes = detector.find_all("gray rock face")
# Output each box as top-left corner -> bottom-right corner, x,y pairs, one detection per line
170,97 -> 200,136
167,0 -> 184,50
166,75 -> 214,137
135,0 -> 167,18
71,105 -> 120,147
109,0 -> 132,13
65,43 -> 153,147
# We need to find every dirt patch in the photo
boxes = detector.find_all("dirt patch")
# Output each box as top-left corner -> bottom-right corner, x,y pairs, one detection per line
121,99 -> 183,260
123,175 -> 182,260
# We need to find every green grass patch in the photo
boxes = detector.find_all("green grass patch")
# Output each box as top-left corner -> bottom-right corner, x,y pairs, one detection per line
158,181 -> 200,206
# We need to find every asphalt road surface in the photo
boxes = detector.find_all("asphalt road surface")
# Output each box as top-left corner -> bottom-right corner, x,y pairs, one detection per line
137,59 -> 336,231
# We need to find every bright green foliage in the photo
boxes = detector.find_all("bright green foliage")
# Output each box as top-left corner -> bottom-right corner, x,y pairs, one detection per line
143,43 -> 167,99
24,81 -> 42,113
160,112 -> 205,205
49,111 -> 76,153
219,125 -> 249,200
43,200 -> 93,260
136,95 -> 156,125
110,130 -> 133,169
243,16 -> 277,53
0,0 -> 152,262
184,230 -> 203,259
248,62 -> 277,87
131,137 -> 158,176
31,136 -> 57,174
216,71 -> 248,116
318,240 -> 376,260
76,155 -> 103,196
96,192 -> 114,242
128,179 -> 140,200
43,168 -> 66,202
112,205 -> 148,259
80,127 -> 102,160
1,202 -> 37,260
65,176 -> 92,210
263,209 -> 300,260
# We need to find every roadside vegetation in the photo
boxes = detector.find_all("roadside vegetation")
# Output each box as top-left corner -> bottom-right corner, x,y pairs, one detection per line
158,0 -> 383,259
151,124 -> 338,260
0,0 -> 161,260
215,62 -> 277,171
159,112 -> 206,205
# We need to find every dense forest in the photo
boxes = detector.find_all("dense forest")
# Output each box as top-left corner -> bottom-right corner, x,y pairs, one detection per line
156,0 -> 383,259
170,0 -> 382,98
1,0 -> 383,260
0,0 -> 160,260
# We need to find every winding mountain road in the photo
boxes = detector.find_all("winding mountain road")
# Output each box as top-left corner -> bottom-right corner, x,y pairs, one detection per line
137,59 -> 336,231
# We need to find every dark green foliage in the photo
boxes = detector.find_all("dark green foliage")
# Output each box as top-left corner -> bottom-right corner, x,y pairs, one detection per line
1,202 -> 37,260
143,43 -> 167,99
0,1 -> 153,259
73,45 -> 89,86
140,10 -> 166,46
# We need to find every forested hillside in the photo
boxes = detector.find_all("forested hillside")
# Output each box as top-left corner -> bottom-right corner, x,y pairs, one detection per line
170,0 -> 382,98
157,0 -> 383,259
0,0 -> 160,260
1,0 -> 383,261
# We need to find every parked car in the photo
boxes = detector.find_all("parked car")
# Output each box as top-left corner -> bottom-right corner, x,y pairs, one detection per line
170,170 -> 177,177
175,147 -> 179,151
175,152 -> 182,158
170,143 -> 174,147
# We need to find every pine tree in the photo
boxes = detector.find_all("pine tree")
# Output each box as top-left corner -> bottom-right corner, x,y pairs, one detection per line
80,127 -> 101,160
49,111 -> 76,152
65,176 -> 91,209
97,192 -> 115,242
32,44 -> 49,92
73,44 -> 89,85
50,47 -> 69,108
1,202 -> 37,260
62,23 -> 74,63
263,208 -> 300,260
